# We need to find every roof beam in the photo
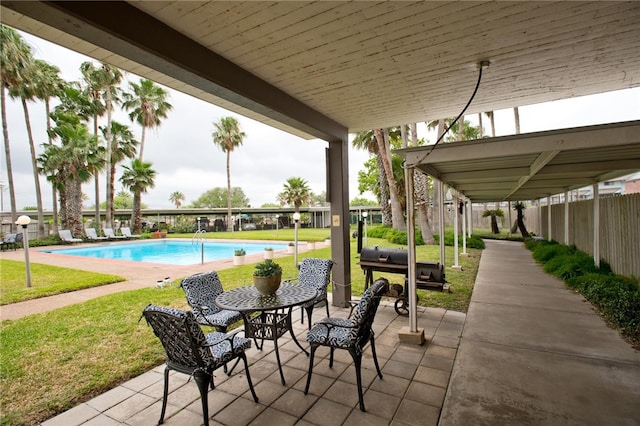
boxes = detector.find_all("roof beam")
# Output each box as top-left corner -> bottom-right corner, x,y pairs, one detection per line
504,150 -> 559,200
2,0 -> 347,141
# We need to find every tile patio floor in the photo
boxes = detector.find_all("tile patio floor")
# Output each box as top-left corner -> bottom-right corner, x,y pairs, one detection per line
42,300 -> 463,426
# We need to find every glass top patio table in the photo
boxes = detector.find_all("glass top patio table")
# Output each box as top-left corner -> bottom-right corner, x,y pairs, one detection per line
215,282 -> 317,312
215,283 -> 317,385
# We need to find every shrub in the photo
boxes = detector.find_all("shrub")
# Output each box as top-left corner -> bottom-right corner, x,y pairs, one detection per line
434,232 -> 485,249
543,250 -> 597,280
367,225 -> 393,239
567,273 -> 640,343
528,241 -> 640,346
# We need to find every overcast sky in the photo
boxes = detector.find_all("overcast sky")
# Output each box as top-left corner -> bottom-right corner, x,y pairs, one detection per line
1,30 -> 639,211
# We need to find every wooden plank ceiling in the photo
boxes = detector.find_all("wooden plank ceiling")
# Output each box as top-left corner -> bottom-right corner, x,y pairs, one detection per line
2,1 -> 639,137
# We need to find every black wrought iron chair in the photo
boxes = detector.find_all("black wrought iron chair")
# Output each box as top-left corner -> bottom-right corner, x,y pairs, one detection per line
304,278 -> 389,411
180,271 -> 243,333
285,258 -> 333,329
141,304 -> 258,426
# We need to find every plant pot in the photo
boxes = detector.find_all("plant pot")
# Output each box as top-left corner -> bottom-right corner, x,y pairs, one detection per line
307,242 -> 315,250
287,245 -> 295,254
264,250 -> 274,259
233,255 -> 245,266
253,274 -> 282,296
324,238 -> 331,246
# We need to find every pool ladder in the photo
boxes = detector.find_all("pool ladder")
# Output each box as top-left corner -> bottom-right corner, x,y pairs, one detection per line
192,230 -> 206,264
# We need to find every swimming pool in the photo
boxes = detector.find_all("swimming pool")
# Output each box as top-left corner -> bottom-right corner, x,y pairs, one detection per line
43,240 -> 287,266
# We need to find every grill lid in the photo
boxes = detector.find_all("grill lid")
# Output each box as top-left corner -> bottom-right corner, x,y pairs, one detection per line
360,246 -> 408,265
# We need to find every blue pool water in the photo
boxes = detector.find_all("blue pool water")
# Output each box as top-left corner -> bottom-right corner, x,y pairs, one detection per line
44,240 -> 286,266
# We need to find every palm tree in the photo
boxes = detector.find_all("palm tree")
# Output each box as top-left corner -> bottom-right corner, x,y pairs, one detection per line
374,128 -> 406,230
410,123 -> 435,244
120,159 -> 156,234
121,78 -> 172,161
92,63 -> 123,230
1,25 -> 32,232
101,121 -> 138,224
352,129 -> 392,227
278,177 -> 312,212
169,191 -> 185,208
80,61 -> 110,226
32,60 -> 64,235
211,116 -> 245,231
8,53 -> 50,238
42,117 -> 105,236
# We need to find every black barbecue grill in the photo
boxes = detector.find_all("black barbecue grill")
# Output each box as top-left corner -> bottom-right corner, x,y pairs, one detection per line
358,246 -> 446,315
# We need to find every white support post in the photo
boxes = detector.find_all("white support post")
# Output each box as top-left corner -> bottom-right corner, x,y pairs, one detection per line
452,193 -> 461,270
593,184 -> 600,267
547,196 -> 552,240
564,191 -> 569,245
439,182 -> 446,266
462,199 -> 467,256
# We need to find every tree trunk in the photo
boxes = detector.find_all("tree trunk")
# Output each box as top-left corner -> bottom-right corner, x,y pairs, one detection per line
226,150 -> 233,231
375,128 -> 405,230
410,123 -> 435,244
132,191 -> 142,234
105,90 -> 113,229
514,107 -> 521,134
377,155 -> 392,227
1,87 -> 18,232
109,161 -> 117,231
65,173 -> 84,237
516,206 -> 529,238
21,98 -> 46,238
138,125 -> 147,161
93,115 -> 100,228
46,99 -> 58,236
478,113 -> 484,138
490,213 -> 500,234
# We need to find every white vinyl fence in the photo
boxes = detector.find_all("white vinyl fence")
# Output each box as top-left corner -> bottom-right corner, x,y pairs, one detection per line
525,193 -> 640,280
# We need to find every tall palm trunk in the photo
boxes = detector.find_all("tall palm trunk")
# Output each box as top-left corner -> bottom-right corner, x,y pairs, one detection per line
411,123 -> 435,244
132,191 -> 142,234
377,155 -> 392,227
226,150 -> 233,231
138,125 -> 147,161
92,115 -> 100,228
65,173 -> 84,237
21,98 -> 45,238
105,90 -> 114,229
1,87 -> 17,232
45,99 -> 58,235
375,128 -> 405,230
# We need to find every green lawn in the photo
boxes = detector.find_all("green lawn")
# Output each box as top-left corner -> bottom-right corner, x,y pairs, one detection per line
0,260 -> 125,305
0,232 -> 481,425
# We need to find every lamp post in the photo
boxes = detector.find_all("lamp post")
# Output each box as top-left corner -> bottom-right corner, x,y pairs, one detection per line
197,217 -> 201,231
16,215 -> 32,288
275,214 -> 280,237
362,211 -> 368,247
293,212 -> 301,267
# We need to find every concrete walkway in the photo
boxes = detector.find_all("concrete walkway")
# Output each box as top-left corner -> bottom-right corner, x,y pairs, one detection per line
440,239 -> 640,426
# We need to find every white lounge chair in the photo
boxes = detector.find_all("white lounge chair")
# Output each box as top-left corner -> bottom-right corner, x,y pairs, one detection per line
59,229 -> 83,243
103,228 -> 126,239
121,227 -> 141,238
85,228 -> 107,241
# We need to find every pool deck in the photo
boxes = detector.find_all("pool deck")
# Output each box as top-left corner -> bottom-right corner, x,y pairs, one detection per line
0,239 -> 308,321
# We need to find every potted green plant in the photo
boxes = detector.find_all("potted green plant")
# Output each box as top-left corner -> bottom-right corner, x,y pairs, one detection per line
264,247 -> 274,259
253,259 -> 283,295
233,248 -> 246,266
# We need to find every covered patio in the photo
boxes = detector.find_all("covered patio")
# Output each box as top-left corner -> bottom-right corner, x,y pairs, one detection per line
2,1 -> 639,308
40,240 -> 640,425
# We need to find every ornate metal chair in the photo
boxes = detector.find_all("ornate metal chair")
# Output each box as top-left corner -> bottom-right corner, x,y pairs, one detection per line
180,271 -> 243,333
304,278 -> 389,412
285,258 -> 333,329
141,304 -> 258,426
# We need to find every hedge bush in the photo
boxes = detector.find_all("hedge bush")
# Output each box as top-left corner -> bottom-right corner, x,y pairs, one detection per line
527,239 -> 639,346
366,225 -> 485,249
